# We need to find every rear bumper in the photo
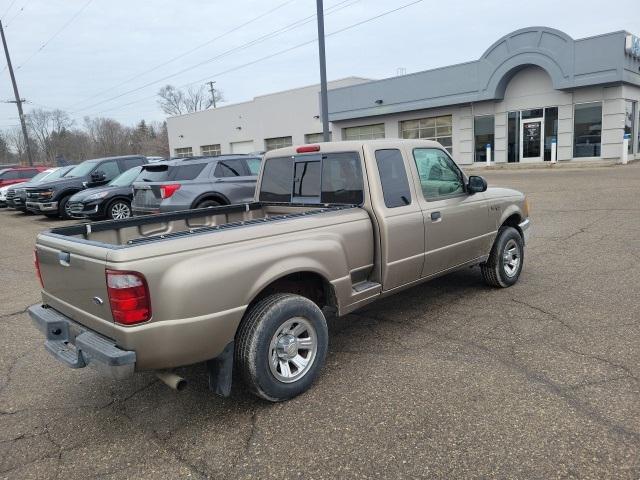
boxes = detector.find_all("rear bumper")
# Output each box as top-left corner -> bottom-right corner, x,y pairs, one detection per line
28,304 -> 136,379
26,200 -> 58,213
519,218 -> 532,244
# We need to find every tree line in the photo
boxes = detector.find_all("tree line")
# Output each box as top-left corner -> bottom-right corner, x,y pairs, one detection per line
0,83 -> 224,166
0,109 -> 170,166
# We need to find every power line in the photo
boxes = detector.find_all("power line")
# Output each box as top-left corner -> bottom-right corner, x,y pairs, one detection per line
71,0 -> 359,114
3,0 -> 30,28
1,0 -> 18,20
89,0 -> 424,117
69,0 -> 299,109
15,0 -> 94,71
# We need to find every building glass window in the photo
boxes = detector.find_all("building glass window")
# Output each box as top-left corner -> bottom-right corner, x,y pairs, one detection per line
343,124 -> 385,141
264,136 -> 293,151
473,116 -> 494,162
543,107 -> 558,161
174,147 -> 193,157
305,132 -> 332,143
201,144 -> 221,156
400,115 -> 452,153
573,102 -> 602,158
625,100 -> 636,154
507,111 -> 520,163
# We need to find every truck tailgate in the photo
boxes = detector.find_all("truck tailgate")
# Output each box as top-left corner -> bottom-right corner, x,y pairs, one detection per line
36,234 -> 113,323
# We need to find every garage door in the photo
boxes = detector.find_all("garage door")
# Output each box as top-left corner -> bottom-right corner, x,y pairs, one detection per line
230,141 -> 254,154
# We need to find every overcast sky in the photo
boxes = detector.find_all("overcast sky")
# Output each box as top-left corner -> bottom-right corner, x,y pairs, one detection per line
0,0 -> 638,128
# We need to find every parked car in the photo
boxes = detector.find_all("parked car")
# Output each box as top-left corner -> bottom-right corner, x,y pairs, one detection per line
25,155 -> 147,219
29,139 -> 530,401
6,166 -> 74,211
67,166 -> 143,220
0,166 -> 48,188
0,182 -> 23,207
131,154 -> 262,215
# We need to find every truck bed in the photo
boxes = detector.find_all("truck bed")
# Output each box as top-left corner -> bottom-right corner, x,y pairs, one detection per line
46,202 -> 355,247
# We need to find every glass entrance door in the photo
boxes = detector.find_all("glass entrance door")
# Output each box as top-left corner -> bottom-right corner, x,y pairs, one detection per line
520,117 -> 544,162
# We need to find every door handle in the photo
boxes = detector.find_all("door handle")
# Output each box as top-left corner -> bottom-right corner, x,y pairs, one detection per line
430,211 -> 441,222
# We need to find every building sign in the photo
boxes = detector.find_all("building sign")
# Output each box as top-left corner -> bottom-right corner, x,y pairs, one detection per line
626,34 -> 640,59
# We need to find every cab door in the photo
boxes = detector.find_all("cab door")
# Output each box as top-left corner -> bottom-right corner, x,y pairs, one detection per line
367,147 -> 425,291
407,147 -> 491,278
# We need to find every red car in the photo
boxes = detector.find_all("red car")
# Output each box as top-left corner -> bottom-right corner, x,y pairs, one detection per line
0,166 -> 48,188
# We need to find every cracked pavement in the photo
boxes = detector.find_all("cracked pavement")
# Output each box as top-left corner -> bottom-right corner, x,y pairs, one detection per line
1,163 -> 639,479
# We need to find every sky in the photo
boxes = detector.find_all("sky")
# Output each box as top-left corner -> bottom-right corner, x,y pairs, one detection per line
0,0 -> 638,129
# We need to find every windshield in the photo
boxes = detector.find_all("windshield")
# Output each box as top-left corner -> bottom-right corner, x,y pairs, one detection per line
66,161 -> 98,178
29,170 -> 52,183
109,166 -> 142,187
43,165 -> 73,181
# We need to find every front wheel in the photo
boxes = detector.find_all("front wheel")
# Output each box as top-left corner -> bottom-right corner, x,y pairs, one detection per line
107,200 -> 132,220
235,293 -> 328,402
58,195 -> 73,220
480,226 -> 524,288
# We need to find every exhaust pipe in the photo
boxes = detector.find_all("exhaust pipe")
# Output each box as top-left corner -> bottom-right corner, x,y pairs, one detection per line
156,371 -> 187,391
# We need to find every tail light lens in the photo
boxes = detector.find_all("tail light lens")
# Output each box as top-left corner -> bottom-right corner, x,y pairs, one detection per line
34,250 -> 43,288
160,184 -> 181,199
106,270 -> 151,325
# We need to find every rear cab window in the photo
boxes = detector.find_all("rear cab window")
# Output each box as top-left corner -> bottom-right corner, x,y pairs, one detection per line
259,152 -> 364,205
138,162 -> 207,182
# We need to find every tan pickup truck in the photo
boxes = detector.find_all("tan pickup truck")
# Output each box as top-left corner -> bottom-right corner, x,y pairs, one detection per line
29,140 -> 530,401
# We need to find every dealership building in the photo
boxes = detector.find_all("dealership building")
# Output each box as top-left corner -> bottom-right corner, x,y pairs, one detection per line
167,27 -> 640,165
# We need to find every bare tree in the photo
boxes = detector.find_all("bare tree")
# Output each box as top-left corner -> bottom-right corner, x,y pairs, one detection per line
26,108 -> 74,164
84,117 -> 133,157
157,84 -> 223,116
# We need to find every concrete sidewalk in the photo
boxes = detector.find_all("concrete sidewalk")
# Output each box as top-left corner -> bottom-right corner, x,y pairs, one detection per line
463,158 -> 638,172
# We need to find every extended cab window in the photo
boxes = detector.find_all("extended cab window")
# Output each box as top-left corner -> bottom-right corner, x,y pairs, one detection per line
413,148 -> 464,200
375,149 -> 411,208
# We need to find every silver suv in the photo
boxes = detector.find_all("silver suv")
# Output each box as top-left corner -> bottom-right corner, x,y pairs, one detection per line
131,155 -> 262,215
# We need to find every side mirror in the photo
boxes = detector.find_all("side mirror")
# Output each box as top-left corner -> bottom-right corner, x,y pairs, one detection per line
90,171 -> 106,183
467,175 -> 487,194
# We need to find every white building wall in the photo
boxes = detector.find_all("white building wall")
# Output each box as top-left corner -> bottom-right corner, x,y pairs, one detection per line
167,77 -> 370,155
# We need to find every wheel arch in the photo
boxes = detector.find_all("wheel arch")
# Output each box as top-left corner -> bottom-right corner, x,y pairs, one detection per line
500,211 -> 523,237
190,191 -> 230,209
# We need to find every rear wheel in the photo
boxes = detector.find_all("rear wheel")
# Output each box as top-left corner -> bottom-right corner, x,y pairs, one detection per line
107,200 -> 132,220
235,293 -> 328,402
480,226 -> 524,288
58,195 -> 73,220
195,199 -> 221,209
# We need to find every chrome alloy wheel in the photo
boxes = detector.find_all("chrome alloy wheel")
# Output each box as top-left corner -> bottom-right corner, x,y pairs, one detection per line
111,202 -> 131,220
269,317 -> 317,384
502,238 -> 521,277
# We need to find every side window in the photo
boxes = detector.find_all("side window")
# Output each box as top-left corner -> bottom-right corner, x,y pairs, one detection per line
169,163 -> 207,181
375,149 -> 411,208
246,158 -> 262,175
214,159 -> 248,178
97,160 -> 121,180
2,171 -> 20,180
120,157 -> 144,171
413,148 -> 464,200
24,169 -> 39,178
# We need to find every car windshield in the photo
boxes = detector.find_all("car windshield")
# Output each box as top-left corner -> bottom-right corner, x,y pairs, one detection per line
109,166 -> 142,187
29,171 -> 52,183
43,166 -> 73,181
66,161 -> 98,178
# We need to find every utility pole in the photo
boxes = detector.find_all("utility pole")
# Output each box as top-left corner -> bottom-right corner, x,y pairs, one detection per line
0,19 -> 33,166
315,0 -> 330,141
206,81 -> 217,109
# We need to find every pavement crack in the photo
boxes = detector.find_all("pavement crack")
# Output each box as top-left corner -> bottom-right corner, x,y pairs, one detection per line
0,306 -> 28,320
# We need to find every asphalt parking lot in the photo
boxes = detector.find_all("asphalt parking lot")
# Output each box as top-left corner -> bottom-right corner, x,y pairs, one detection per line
1,163 -> 639,479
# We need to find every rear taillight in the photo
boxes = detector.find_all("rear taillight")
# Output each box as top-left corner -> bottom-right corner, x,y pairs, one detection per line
160,184 -> 181,199
106,270 -> 151,325
34,250 -> 43,288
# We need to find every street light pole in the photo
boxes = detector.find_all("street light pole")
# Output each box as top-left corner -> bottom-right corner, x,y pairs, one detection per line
315,0 -> 330,142
0,19 -> 33,166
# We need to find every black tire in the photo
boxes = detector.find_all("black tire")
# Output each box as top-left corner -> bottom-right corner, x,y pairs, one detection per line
58,194 -> 73,220
235,293 -> 328,402
106,199 -> 132,220
195,199 -> 221,209
480,226 -> 524,288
